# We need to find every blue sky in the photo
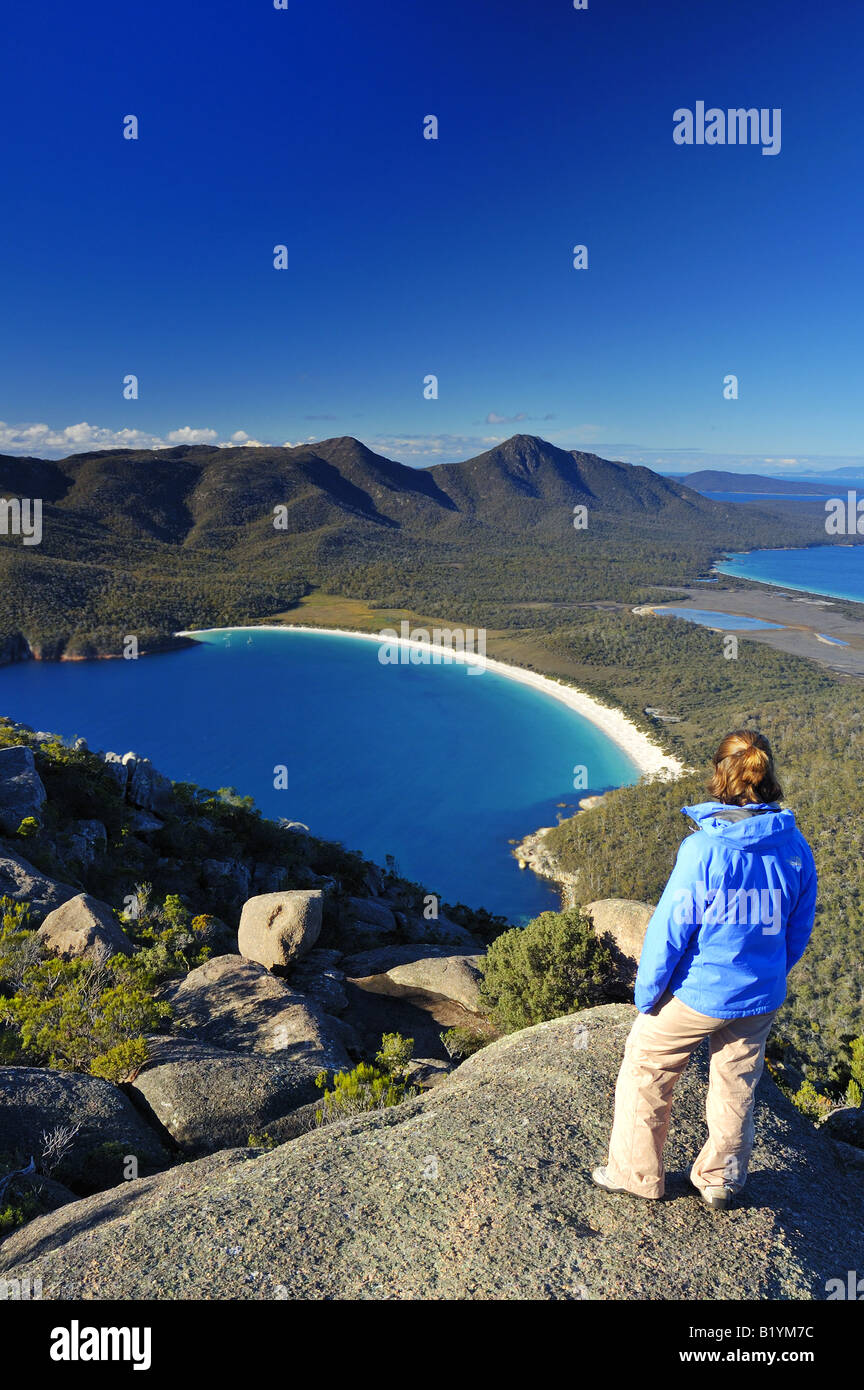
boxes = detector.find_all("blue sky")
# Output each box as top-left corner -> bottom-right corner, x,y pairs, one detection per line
1,0 -> 861,471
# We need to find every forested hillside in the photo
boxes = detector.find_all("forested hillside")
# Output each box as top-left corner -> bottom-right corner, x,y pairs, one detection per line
0,434 -> 831,659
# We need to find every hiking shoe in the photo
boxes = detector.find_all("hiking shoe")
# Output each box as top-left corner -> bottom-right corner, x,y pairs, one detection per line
700,1185 -> 735,1212
592,1166 -> 646,1198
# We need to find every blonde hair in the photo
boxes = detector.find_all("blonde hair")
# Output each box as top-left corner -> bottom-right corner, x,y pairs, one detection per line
708,729 -> 783,806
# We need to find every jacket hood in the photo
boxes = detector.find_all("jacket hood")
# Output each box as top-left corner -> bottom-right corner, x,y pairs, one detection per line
682,801 -> 799,847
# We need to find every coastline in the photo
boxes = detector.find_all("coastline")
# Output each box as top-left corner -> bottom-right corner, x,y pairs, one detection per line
175,622 -> 686,781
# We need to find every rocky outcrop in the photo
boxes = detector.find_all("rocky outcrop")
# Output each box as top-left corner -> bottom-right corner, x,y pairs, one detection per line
340,942 -> 470,978
63,818 -> 108,867
163,955 -> 347,1063
818,1106 -> 864,1149
0,1067 -> 170,1193
386,954 -> 485,1012
36,893 -> 133,962
341,896 -> 396,935
129,1035 -> 337,1156
202,858 -> 251,902
287,949 -> 348,1014
582,898 -> 654,990
0,745 -> 47,835
0,845 -> 78,923
404,1057 -> 453,1088
251,863 -> 290,895
101,752 -> 129,794
126,956 -> 351,1155
335,896 -> 481,954
2,1004 -> 861,1299
122,753 -> 174,814
513,825 -> 580,904
0,632 -> 32,667
238,889 -> 323,969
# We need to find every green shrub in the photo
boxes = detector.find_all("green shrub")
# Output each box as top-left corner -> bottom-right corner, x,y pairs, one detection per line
0,1192 -> 41,1237
478,908 -> 615,1033
845,1036 -> 864,1108
314,1032 -> 417,1124
90,1036 -> 151,1083
2,954 -> 170,1074
374,1031 -> 413,1079
122,884 -> 211,985
247,1131 -> 277,1150
791,1078 -> 833,1120
440,1025 -> 490,1060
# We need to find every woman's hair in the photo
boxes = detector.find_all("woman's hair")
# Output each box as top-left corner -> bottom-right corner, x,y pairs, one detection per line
708,729 -> 783,806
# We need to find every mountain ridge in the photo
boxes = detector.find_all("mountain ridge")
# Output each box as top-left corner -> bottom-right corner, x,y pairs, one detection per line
0,433 -> 835,660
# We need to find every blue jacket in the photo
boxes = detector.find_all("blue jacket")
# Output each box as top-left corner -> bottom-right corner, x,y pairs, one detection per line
634,802 -> 817,1019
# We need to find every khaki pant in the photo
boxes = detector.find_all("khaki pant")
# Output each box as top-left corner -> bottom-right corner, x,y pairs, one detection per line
605,992 -> 776,1199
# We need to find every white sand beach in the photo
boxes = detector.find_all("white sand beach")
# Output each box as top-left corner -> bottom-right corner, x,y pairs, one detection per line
176,623 -> 686,781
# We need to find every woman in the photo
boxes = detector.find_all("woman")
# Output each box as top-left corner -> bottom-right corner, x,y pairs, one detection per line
593,729 -> 817,1211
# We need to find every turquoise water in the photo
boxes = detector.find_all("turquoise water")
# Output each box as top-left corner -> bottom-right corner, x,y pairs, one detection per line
655,607 -> 784,632
717,547 -> 864,603
0,627 -> 640,923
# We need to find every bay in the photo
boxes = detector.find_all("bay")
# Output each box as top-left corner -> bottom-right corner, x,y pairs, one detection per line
0,627 -> 640,924
716,547 -> 864,604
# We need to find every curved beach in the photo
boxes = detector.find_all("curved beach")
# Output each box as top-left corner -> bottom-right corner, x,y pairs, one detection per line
176,623 -> 686,781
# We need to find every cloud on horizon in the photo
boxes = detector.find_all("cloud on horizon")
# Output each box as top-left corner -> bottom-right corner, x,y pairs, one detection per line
2,419 -> 862,476
0,420 -> 273,456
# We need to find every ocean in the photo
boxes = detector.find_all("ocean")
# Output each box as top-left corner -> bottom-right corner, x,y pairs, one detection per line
716,547 -> 864,604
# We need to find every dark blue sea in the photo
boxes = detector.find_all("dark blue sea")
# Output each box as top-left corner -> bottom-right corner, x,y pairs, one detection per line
716,547 -> 864,603
0,627 -> 640,924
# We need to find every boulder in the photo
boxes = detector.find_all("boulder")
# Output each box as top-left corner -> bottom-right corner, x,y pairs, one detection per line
341,942 -> 464,978
362,863 -> 384,896
818,1106 -> 864,1149
129,1035 -> 338,1156
101,751 -> 129,794
238,889 -> 323,969
830,1138 -> 864,1171
121,753 -> 174,814
0,745 -> 47,835
4,1004 -> 863,1299
0,846 -> 77,923
0,1067 -> 170,1193
36,893 -> 132,962
582,898 -> 655,990
202,858 -> 251,901
127,809 -> 164,834
386,954 -> 485,1012
251,863 -> 290,895
335,898 -> 479,954
163,954 -> 348,1067
62,818 -> 107,867
288,949 -> 348,1014
341,896 -> 396,934
404,1057 -> 453,1089
4,1173 -> 79,1217
395,911 -> 483,952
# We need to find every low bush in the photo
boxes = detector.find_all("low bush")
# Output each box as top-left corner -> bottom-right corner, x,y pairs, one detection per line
479,908 -> 616,1032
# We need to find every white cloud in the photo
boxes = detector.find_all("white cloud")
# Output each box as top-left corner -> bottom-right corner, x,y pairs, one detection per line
166,426 -> 219,445
0,420 -> 277,457
0,421 -> 168,455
